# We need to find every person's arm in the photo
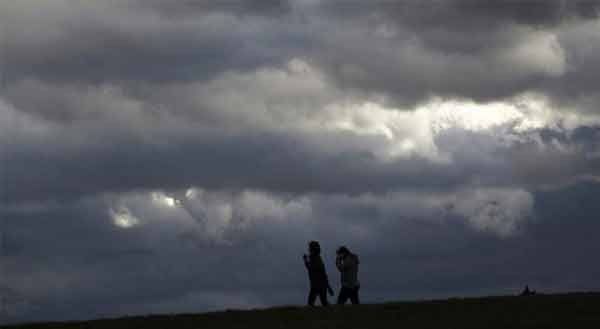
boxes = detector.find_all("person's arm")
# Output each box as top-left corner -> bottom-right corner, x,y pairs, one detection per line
303,254 -> 310,269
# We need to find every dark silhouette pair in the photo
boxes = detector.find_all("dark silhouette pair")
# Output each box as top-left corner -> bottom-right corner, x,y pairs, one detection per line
303,241 -> 360,306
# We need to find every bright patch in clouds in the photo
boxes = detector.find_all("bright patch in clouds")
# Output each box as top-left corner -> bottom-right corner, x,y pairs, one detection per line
428,98 -> 543,133
316,86 -> 600,164
320,94 -> 558,162
152,192 -> 179,207
109,206 -> 140,228
185,188 -> 199,199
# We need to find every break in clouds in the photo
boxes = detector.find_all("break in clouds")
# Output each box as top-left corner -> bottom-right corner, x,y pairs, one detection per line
2,0 -> 600,324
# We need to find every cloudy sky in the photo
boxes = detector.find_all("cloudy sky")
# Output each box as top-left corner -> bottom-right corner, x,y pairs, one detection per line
2,0 -> 600,324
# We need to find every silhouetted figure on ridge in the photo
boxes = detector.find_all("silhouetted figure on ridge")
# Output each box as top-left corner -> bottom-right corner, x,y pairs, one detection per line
335,246 -> 360,305
520,285 -> 537,296
303,241 -> 334,306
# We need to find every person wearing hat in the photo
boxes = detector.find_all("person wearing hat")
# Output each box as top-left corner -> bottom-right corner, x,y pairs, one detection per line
335,246 -> 360,305
303,241 -> 334,306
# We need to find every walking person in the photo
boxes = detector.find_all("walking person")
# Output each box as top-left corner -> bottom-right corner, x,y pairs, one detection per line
303,241 -> 334,306
335,246 -> 360,305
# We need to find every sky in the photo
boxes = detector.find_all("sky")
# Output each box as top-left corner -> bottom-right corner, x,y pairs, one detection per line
2,0 -> 600,324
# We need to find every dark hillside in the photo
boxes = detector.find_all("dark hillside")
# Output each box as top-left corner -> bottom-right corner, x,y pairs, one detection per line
3,293 -> 600,329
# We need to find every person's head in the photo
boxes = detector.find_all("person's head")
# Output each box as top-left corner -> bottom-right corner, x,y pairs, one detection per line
308,241 -> 321,255
336,246 -> 350,257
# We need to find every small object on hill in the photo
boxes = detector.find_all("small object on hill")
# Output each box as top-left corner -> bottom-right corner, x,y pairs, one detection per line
520,285 -> 537,296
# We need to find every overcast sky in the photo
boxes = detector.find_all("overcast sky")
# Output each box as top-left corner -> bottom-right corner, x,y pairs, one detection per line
2,0 -> 600,324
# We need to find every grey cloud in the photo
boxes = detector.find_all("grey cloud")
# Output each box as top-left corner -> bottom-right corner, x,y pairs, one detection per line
434,125 -> 600,188
0,1 -> 305,84
3,0 -> 600,110
2,77 -> 600,203
447,0 -> 600,27
0,127 -> 460,203
3,183 -> 600,324
137,0 -> 292,18
308,19 -> 566,107
318,1 -> 600,30
304,1 -> 600,108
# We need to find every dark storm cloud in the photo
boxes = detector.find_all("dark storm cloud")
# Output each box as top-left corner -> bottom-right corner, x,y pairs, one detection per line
3,108 -> 599,204
315,0 -> 600,52
444,0 -> 599,27
435,125 -> 600,188
0,197 -> 253,322
304,0 -> 600,107
0,127 -> 454,203
138,0 -> 291,17
320,0 -> 600,109
3,0 -> 600,325
0,1 -> 304,84
319,0 -> 600,31
3,182 -> 600,324
2,0 -> 600,108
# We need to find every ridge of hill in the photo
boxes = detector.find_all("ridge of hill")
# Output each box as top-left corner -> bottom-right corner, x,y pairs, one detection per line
3,292 -> 600,329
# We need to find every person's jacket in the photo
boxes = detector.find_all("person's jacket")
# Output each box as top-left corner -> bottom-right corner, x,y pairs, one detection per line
336,253 -> 359,288
305,254 -> 330,290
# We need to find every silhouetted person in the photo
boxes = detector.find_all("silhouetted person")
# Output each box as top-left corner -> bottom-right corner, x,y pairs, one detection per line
335,246 -> 360,305
520,285 -> 537,296
303,241 -> 334,306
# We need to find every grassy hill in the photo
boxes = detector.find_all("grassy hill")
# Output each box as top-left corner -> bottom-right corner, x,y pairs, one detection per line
3,293 -> 600,329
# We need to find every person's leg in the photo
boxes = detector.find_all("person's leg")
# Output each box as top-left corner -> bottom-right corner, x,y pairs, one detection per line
318,289 -> 329,306
350,286 -> 360,305
337,287 -> 349,305
308,288 -> 318,306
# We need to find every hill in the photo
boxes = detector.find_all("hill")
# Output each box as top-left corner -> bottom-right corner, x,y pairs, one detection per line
3,292 -> 600,329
